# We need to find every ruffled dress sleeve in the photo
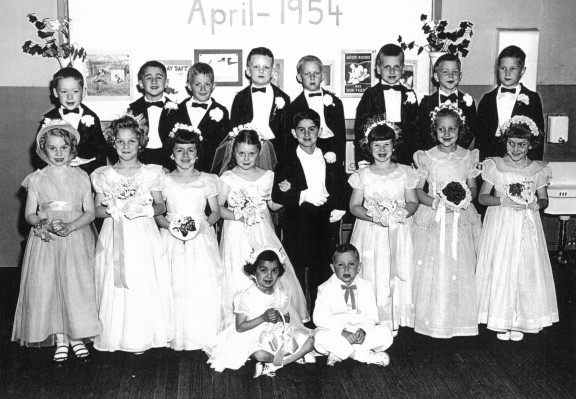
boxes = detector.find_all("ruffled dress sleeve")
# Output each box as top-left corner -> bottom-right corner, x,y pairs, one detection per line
21,171 -> 38,191
219,170 -> 234,188
146,165 -> 165,192
405,166 -> 421,189
348,171 -> 364,189
90,166 -> 108,194
535,163 -> 553,189
413,150 -> 430,179
466,149 -> 481,179
233,289 -> 252,315
481,158 -> 498,186
205,173 -> 221,198
274,288 -> 291,315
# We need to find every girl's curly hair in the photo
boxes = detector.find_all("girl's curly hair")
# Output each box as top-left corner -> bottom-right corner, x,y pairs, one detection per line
430,107 -> 471,147
105,115 -> 149,152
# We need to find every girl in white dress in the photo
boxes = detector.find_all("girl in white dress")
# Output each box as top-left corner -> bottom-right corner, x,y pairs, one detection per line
348,120 -> 419,333
476,116 -> 558,341
13,121 -> 99,366
205,246 -> 314,377
412,104 -> 482,338
91,114 -> 172,353
155,125 -> 223,350
216,127 -> 309,322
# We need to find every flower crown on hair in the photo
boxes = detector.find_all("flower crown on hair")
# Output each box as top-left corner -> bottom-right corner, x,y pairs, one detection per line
247,244 -> 286,265
429,103 -> 466,124
228,123 -> 262,139
496,115 -> 540,138
363,115 -> 401,139
169,123 -> 203,140
103,112 -> 149,141
41,118 -> 73,129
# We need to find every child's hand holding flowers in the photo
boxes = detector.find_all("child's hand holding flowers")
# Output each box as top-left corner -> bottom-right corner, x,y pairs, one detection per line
33,219 -> 54,242
502,180 -> 537,211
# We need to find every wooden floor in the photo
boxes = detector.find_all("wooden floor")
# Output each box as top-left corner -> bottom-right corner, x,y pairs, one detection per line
0,255 -> 574,399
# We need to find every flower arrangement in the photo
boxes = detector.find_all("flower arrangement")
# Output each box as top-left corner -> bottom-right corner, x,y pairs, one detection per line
324,152 -> 337,164
363,116 -> 399,138
439,181 -> 471,212
323,94 -> 335,107
170,215 -> 198,240
209,107 -> 224,122
505,179 -> 535,206
169,123 -> 202,140
517,94 -> 530,105
229,123 -> 260,138
33,219 -> 54,242
405,92 -> 417,104
364,194 -> 407,226
496,115 -> 540,138
430,102 -> 466,124
22,13 -> 87,68
398,14 -> 473,58
228,187 -> 270,226
80,115 -> 95,127
164,102 -> 178,111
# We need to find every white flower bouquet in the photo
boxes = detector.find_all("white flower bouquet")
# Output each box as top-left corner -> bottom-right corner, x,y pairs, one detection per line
228,188 -> 269,226
364,194 -> 407,226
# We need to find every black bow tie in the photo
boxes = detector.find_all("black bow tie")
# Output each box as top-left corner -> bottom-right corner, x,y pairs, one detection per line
62,108 -> 80,115
501,88 -> 516,94
145,101 -> 164,108
308,92 -> 322,97
382,85 -> 401,92
440,93 -> 458,103
252,87 -> 266,93
192,102 -> 208,109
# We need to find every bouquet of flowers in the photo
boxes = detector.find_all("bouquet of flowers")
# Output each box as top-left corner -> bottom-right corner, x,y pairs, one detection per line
169,215 -> 198,241
439,181 -> 471,212
102,180 -> 153,219
228,188 -> 269,226
364,193 -> 407,226
33,218 -> 54,242
101,180 -> 138,206
505,179 -> 535,206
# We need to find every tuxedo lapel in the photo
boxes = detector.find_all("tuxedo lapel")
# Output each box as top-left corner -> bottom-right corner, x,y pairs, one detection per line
373,83 -> 386,115
242,87 -> 254,122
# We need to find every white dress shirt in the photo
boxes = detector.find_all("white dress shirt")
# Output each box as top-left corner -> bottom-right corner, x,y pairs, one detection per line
186,98 -> 212,128
59,106 -> 82,130
250,84 -> 275,139
145,96 -> 166,149
297,146 -> 327,199
304,89 -> 334,138
381,81 -> 402,123
496,85 -> 520,131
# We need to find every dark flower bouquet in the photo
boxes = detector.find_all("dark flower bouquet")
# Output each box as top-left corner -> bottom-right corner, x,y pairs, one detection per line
505,179 -> 535,206
170,215 -> 198,241
439,181 -> 471,212
398,14 -> 473,57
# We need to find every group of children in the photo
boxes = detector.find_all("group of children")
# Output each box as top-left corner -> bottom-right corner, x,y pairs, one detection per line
12,42 -> 558,378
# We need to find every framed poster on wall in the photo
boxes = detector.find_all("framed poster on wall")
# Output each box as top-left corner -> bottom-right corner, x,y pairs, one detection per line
159,60 -> 191,104
194,49 -> 242,86
341,50 -> 376,98
84,52 -> 132,100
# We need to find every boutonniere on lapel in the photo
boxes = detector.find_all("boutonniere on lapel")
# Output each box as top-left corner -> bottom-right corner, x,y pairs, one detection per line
323,93 -> 335,107
404,91 -> 417,104
209,107 -> 224,122
463,93 -> 473,107
164,102 -> 178,112
517,94 -> 530,105
324,151 -> 337,164
80,115 -> 95,127
272,96 -> 285,116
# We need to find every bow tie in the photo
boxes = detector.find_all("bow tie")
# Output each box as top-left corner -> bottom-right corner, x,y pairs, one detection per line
341,284 -> 357,310
252,87 -> 266,93
62,108 -> 80,115
382,85 -> 401,92
308,92 -> 322,97
440,93 -> 458,103
192,102 -> 208,109
501,88 -> 516,94
145,101 -> 164,108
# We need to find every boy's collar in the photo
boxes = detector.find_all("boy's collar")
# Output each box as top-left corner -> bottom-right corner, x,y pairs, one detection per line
304,88 -> 322,96
380,80 -> 401,86
251,83 -> 272,89
439,88 -> 458,96
296,145 -> 320,157
144,94 -> 166,103
499,84 -> 520,92
59,105 -> 83,115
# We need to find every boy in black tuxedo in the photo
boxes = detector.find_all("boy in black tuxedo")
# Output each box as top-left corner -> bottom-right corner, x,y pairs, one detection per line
477,45 -> 545,160
354,44 -> 419,167
172,62 -> 230,173
128,60 -> 178,168
230,47 -> 290,159
42,67 -> 106,175
289,55 -> 346,165
418,53 -> 477,149
272,109 -> 347,312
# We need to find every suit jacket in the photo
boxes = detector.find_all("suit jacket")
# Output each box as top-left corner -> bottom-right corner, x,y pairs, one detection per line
289,89 -> 347,164
230,84 -> 291,158
418,90 -> 477,150
172,98 -> 230,173
43,104 -> 107,175
272,147 -> 347,227
477,84 -> 544,160
313,274 -> 379,333
354,82 -> 419,166
128,96 -> 178,147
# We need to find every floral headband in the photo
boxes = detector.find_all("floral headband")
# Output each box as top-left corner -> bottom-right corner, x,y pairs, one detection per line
429,103 -> 466,124
363,115 -> 401,139
229,123 -> 262,140
247,244 -> 286,265
496,115 -> 540,138
169,123 -> 203,140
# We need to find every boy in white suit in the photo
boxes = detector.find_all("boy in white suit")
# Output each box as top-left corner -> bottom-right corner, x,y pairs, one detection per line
313,244 -> 393,366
